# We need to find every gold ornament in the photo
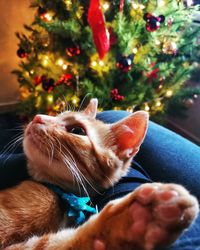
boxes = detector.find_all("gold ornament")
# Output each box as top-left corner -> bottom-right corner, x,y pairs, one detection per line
64,0 -> 72,10
54,99 -> 66,112
162,41 -> 177,55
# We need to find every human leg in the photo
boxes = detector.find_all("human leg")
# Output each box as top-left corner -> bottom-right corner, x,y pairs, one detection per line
96,111 -> 200,250
0,153 -> 28,190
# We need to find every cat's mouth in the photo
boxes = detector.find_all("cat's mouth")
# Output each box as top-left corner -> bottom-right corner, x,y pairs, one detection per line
24,122 -> 51,157
25,123 -> 44,145
24,123 -> 62,163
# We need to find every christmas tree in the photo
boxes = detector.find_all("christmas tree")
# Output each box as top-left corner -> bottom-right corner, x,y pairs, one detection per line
13,0 -> 200,120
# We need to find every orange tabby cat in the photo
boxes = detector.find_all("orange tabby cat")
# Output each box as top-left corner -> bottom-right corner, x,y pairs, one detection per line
0,99 -> 199,250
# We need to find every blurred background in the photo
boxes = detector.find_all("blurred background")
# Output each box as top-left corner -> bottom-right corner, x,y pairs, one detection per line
0,0 -> 199,145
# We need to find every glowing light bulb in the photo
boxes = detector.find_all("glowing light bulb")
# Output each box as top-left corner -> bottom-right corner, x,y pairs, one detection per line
186,0 -> 193,6
139,4 -> 145,9
132,48 -> 138,54
155,40 -> 161,45
57,59 -> 64,66
30,70 -> 34,75
132,2 -> 138,9
43,59 -> 48,66
103,2 -> 110,10
71,96 -> 79,105
47,94 -> 53,103
144,104 -> 150,111
72,99 -> 77,104
62,64 -> 67,70
156,100 -> 162,107
44,13 -> 52,21
158,0 -> 165,6
165,90 -> 173,97
91,61 -> 97,67
65,0 -> 72,9
99,60 -> 104,66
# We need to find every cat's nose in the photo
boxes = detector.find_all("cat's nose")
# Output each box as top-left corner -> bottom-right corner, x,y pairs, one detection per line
32,115 -> 45,124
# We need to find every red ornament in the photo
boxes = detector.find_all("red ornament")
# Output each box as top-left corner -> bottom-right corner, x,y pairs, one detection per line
143,13 -> 165,32
66,46 -> 81,57
17,48 -> 27,58
147,68 -> 159,79
111,88 -> 124,101
33,76 -> 42,86
88,0 -> 110,59
116,54 -> 134,72
120,0 -> 124,11
41,76 -> 55,92
147,63 -> 159,83
56,74 -> 73,86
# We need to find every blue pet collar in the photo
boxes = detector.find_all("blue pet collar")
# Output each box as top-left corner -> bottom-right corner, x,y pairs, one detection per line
46,183 -> 97,225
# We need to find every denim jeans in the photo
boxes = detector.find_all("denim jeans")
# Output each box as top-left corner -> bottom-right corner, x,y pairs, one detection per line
96,111 -> 200,250
0,111 -> 200,249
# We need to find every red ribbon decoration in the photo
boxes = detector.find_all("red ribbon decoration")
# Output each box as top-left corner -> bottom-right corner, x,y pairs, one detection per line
88,0 -> 110,59
120,0 -> 124,12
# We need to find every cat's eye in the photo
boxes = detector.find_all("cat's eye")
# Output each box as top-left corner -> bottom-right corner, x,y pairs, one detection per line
68,126 -> 86,136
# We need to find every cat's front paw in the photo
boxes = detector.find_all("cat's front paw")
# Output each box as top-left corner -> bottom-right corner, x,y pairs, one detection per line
93,183 -> 199,250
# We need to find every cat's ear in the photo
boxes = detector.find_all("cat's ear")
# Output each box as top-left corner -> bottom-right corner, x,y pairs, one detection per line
111,111 -> 149,159
83,98 -> 98,118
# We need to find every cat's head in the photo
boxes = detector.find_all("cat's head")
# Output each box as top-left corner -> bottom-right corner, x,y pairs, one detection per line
23,99 -> 149,194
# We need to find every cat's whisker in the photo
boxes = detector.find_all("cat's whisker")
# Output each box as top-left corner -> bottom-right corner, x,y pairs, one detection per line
64,157 -> 85,194
75,167 -> 103,195
61,96 -> 68,112
61,155 -> 75,180
53,136 -> 62,155
1,132 -> 23,151
65,147 -> 102,195
1,135 -> 23,163
70,102 -> 76,112
60,153 -> 83,195
104,175 -> 115,193
6,127 -> 24,132
59,148 -> 89,196
0,133 -> 23,156
41,135 -> 81,191
46,141 -> 53,166
47,137 -> 55,166
61,145 -> 103,195
56,94 -> 68,114
78,93 -> 92,112
65,102 -> 73,112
